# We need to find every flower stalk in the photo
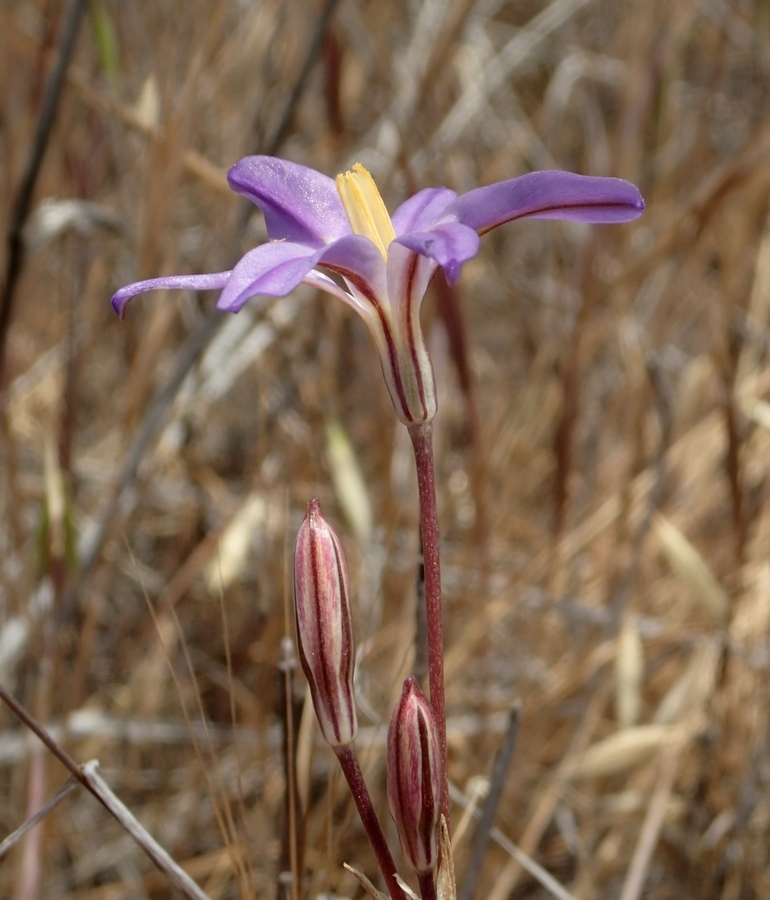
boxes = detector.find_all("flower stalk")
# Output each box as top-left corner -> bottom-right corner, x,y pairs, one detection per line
335,745 -> 407,900
418,870 -> 439,900
408,422 -> 449,825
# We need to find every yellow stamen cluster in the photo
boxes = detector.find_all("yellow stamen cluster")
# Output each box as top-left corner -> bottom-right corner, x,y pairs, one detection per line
336,163 -> 395,259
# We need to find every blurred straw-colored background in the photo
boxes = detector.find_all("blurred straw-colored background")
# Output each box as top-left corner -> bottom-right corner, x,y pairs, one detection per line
3,0 -> 770,897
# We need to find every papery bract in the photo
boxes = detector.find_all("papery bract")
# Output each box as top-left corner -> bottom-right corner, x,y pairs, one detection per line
294,498 -> 357,748
111,157 -> 644,425
387,676 -> 443,874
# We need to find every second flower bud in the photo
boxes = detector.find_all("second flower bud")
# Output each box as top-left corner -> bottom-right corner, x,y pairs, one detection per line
387,676 -> 443,875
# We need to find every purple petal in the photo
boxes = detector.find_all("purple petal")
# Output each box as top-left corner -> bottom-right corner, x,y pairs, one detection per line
227,156 -> 351,249
217,242 -> 317,312
442,171 -> 645,233
395,222 -> 480,284
217,235 -> 387,313
391,187 -> 457,235
111,271 -> 231,319
316,235 -> 388,302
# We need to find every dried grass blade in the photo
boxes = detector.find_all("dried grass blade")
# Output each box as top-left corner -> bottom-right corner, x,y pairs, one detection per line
653,638 -> 721,725
654,515 -> 729,623
326,419 -> 373,545
205,492 -> 267,592
615,618 -> 644,728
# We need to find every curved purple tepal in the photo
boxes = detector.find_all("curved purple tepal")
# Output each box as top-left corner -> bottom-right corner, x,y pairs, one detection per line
391,186 -> 458,235
110,271 -> 231,320
395,222 -> 480,285
443,170 -> 645,234
216,242 -> 318,313
216,234 -> 387,313
227,156 -> 352,249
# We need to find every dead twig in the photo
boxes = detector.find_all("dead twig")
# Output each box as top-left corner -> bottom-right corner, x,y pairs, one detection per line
458,703 -> 521,900
0,776 -> 78,860
0,683 -> 211,900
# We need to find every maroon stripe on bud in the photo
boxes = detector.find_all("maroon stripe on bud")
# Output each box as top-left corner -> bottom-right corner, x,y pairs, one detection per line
417,707 -> 437,861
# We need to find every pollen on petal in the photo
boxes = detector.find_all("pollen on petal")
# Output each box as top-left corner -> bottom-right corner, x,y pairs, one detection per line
336,163 -> 395,259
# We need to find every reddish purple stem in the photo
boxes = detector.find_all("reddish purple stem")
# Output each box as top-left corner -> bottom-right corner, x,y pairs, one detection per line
407,422 -> 449,826
418,870 -> 438,900
334,745 -> 407,900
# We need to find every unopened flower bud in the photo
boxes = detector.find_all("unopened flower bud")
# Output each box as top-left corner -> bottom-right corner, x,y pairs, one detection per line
294,499 -> 357,747
387,677 -> 442,874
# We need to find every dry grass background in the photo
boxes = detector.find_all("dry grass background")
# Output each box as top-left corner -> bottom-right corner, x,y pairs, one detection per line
2,0 -> 770,897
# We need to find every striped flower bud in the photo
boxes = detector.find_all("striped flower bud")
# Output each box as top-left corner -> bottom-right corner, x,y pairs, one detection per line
387,677 -> 443,874
294,499 -> 357,748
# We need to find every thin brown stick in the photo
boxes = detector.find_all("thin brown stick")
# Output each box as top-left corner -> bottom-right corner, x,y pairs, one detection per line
0,0 -> 88,381
217,574 -> 258,895
487,679 -> 611,900
81,761 -> 212,900
0,684 -> 212,900
279,637 -> 301,900
0,777 -> 78,860
458,703 -> 521,900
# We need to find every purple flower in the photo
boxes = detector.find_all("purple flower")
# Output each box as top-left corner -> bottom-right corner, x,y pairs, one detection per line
111,157 -> 644,424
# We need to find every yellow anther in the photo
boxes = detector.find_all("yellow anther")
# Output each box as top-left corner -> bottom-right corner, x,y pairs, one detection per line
336,163 -> 395,259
